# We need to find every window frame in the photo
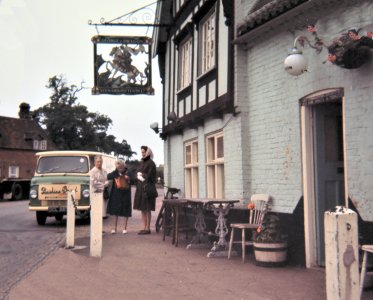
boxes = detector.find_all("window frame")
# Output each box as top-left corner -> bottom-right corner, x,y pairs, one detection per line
178,36 -> 193,91
184,139 -> 199,198
9,166 -> 19,178
40,140 -> 47,150
205,131 -> 224,199
33,139 -> 47,150
198,7 -> 216,76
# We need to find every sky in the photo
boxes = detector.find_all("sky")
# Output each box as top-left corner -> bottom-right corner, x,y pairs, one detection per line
0,0 -> 164,164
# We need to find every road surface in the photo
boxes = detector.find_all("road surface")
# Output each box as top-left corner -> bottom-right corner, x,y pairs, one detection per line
0,200 -> 71,300
0,187 -> 164,300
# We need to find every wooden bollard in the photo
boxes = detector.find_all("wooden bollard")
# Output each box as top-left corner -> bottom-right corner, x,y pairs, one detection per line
66,191 -> 75,248
324,207 -> 359,300
90,191 -> 103,257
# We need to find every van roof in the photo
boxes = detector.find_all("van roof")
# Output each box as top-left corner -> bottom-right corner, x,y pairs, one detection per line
35,150 -> 116,159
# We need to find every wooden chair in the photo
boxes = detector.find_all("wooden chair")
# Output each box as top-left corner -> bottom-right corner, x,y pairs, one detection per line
228,194 -> 270,263
360,244 -> 373,297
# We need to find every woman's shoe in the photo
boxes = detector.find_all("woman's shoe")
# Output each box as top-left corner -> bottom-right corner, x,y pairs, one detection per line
110,230 -> 116,234
138,230 -> 146,235
122,230 -> 128,234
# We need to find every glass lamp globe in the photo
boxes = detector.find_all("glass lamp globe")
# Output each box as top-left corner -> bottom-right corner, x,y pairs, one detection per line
284,48 -> 308,76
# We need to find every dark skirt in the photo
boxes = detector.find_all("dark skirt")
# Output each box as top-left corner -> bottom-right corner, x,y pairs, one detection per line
107,188 -> 132,217
133,181 -> 156,211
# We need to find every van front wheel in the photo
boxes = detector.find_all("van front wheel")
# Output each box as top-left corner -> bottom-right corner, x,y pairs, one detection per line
36,211 -> 47,225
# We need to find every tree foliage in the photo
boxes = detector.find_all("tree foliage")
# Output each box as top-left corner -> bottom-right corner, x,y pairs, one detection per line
33,75 -> 135,158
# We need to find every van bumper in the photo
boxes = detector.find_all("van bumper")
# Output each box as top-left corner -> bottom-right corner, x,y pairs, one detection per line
29,205 -> 91,211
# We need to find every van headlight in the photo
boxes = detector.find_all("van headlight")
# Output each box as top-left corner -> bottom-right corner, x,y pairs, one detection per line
82,189 -> 90,198
30,189 -> 38,199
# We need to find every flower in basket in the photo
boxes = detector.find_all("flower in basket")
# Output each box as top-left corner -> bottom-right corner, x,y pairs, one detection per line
247,202 -> 256,224
255,214 -> 287,243
247,202 -> 255,210
254,213 -> 288,266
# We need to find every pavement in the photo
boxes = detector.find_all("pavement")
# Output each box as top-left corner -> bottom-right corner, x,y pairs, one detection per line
7,191 -> 373,300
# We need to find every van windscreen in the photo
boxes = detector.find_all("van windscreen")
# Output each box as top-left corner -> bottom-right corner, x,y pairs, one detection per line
37,156 -> 89,173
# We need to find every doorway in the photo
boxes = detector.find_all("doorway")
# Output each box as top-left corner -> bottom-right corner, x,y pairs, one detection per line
300,88 -> 346,267
313,103 -> 345,265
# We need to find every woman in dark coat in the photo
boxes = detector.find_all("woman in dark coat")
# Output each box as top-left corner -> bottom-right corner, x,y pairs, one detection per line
107,159 -> 132,234
134,146 -> 157,234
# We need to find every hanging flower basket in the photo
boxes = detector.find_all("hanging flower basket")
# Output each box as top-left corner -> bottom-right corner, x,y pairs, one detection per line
327,33 -> 373,69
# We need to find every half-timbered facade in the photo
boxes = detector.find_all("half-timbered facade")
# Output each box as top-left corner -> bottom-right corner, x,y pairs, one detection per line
153,0 -> 235,200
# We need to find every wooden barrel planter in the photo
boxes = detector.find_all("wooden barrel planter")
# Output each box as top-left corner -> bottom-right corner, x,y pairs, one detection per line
253,241 -> 288,267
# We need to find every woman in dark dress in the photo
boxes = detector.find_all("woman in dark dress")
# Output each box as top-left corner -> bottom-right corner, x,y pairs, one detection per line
107,159 -> 132,234
134,146 -> 157,234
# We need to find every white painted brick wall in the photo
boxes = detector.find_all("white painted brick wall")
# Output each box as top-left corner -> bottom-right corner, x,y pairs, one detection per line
238,32 -> 303,213
165,135 -> 185,194
234,0 -> 373,218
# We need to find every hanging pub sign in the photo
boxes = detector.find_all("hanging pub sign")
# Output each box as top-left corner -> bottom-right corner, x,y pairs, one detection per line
91,35 -> 154,95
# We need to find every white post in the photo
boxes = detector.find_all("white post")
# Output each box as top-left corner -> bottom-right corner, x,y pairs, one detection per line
90,191 -> 103,258
324,207 -> 359,300
66,190 -> 75,248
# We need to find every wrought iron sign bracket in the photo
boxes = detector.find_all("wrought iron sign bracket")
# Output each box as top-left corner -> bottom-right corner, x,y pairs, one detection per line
88,0 -> 172,28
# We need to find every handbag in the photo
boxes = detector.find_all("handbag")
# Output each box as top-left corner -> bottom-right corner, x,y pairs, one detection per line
103,186 -> 110,200
143,182 -> 158,198
115,175 -> 129,190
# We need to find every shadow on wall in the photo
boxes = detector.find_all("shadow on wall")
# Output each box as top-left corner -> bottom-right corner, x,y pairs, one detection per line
279,197 -> 305,267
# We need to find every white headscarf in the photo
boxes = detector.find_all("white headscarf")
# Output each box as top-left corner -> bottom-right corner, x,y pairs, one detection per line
143,146 -> 154,159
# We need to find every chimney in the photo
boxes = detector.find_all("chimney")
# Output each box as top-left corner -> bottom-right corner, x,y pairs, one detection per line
19,102 -> 31,119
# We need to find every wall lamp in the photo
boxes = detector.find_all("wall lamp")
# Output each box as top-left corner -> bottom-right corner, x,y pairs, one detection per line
284,32 -> 324,76
167,111 -> 178,122
149,112 -> 180,140
150,122 -> 168,140
150,122 -> 161,134
284,25 -> 373,75
149,111 -> 178,134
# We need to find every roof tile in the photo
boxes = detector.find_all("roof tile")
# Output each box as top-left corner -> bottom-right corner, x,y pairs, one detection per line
0,116 -> 56,150
237,0 -> 308,36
